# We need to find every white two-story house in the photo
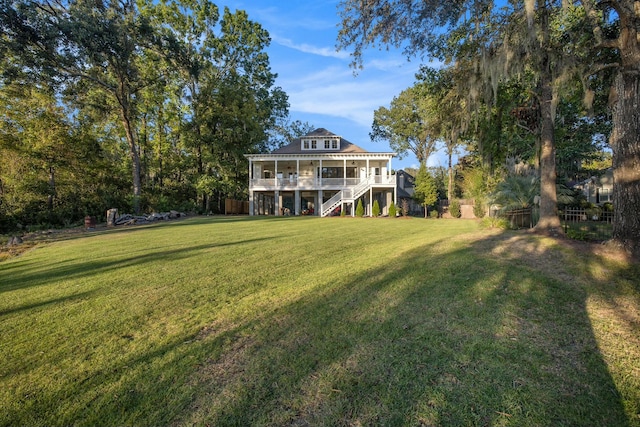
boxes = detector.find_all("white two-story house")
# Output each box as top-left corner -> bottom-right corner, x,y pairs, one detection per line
245,128 -> 397,217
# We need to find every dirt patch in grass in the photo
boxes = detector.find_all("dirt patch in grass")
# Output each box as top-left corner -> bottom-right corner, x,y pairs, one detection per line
0,216 -> 195,262
0,226 -> 98,261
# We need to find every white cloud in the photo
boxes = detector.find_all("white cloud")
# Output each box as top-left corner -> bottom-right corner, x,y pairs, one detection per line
272,35 -> 350,59
280,62 -> 420,128
365,57 -> 411,71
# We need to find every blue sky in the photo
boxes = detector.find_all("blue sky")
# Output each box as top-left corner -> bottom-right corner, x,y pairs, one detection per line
231,0 -> 454,171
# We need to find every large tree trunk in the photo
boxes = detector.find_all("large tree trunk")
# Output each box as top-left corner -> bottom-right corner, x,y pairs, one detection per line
120,106 -> 142,214
534,4 -> 562,234
534,69 -> 562,233
609,2 -> 640,257
447,149 -> 454,200
535,79 -> 561,233
47,164 -> 55,212
580,0 -> 640,256
610,68 -> 640,257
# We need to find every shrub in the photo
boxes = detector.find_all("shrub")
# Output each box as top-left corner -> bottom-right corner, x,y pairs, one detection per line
430,209 -> 439,219
473,201 -> 486,218
567,228 -> 588,241
401,198 -> 409,217
340,208 -> 346,217
355,199 -> 364,217
389,202 -> 397,218
372,200 -> 380,217
449,199 -> 462,218
480,216 -> 510,229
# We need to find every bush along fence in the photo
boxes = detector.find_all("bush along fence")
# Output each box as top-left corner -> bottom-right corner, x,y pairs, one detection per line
439,201 -> 614,243
560,208 -> 613,242
494,207 -> 613,242
439,199 -> 476,219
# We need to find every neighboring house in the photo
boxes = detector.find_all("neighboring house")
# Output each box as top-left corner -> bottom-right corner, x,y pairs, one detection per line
245,128 -> 397,217
574,168 -> 614,205
395,170 -> 422,215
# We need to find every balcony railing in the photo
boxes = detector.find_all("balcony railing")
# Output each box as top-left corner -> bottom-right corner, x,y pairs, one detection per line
250,175 -> 395,189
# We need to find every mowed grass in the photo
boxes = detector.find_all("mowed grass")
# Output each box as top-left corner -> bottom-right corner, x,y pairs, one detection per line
1,216 -> 638,426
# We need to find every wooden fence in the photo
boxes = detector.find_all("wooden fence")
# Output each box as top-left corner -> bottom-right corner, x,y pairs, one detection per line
225,199 -> 249,215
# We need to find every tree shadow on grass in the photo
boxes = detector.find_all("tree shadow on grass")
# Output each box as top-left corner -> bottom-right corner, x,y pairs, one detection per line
0,290 -> 96,318
0,237 -> 276,294
2,229 -> 634,426
167,230 -> 632,426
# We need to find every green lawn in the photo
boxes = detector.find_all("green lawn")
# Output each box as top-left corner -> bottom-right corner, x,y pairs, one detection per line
1,216 -> 638,426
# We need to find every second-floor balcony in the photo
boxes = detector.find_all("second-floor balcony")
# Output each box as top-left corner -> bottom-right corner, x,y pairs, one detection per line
250,175 -> 395,190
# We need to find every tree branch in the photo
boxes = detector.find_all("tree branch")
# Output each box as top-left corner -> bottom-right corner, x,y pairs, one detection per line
584,61 -> 620,78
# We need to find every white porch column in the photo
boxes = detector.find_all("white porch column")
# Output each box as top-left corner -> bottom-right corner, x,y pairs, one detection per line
248,159 -> 253,216
275,190 -> 280,216
317,190 -> 322,216
369,187 -> 373,216
274,160 -> 278,187
386,191 -> 392,216
343,158 -> 347,186
295,190 -> 301,216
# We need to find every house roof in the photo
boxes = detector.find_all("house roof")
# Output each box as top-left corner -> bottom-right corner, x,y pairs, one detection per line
271,128 -> 369,154
396,170 -> 415,199
396,169 -> 415,184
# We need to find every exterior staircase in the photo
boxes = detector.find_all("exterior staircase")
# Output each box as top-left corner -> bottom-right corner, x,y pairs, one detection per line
321,178 -> 372,217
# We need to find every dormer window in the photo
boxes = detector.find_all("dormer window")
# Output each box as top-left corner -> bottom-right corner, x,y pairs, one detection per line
301,136 -> 340,150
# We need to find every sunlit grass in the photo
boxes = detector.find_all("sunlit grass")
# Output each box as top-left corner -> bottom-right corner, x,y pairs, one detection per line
0,216 -> 638,426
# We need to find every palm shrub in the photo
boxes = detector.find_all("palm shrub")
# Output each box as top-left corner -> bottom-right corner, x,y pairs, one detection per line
490,175 -> 538,213
449,199 -> 462,218
372,200 -> 380,217
489,175 -> 580,228
355,199 -> 364,217
389,202 -> 397,217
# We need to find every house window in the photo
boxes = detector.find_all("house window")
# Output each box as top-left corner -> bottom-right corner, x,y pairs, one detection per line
322,167 -> 343,178
331,139 -> 338,149
311,140 -> 317,149
324,140 -> 331,149
303,140 -> 309,149
599,187 -> 612,203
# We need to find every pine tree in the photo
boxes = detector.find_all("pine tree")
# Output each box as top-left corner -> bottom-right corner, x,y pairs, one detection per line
414,163 -> 438,219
